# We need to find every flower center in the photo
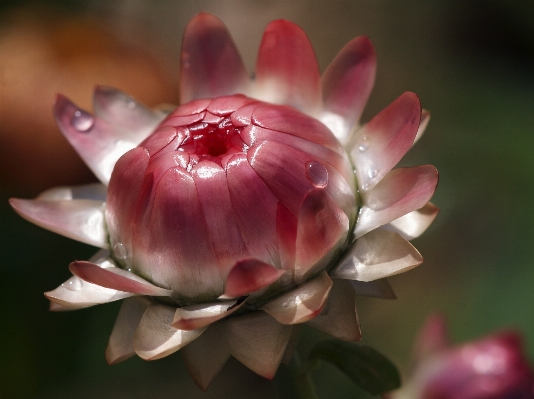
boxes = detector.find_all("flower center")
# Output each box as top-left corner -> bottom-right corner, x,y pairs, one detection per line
180,118 -> 244,159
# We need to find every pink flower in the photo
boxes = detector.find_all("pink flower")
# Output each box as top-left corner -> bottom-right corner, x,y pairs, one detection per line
389,315 -> 534,399
10,13 -> 438,389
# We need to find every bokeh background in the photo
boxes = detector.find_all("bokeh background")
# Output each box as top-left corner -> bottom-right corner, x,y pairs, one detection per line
1,0 -> 534,397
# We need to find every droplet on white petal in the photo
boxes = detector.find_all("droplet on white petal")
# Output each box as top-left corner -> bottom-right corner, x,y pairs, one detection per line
113,242 -> 128,260
70,110 -> 95,132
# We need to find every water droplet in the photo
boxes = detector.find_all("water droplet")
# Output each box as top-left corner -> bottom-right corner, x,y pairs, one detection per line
70,110 -> 94,132
126,97 -> 137,109
127,268 -> 132,272
361,183 -> 370,191
113,242 -> 128,260
367,168 -> 378,179
358,144 -> 368,152
305,161 -> 328,188
62,277 -> 83,291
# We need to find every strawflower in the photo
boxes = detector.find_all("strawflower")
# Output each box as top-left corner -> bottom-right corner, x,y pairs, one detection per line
10,13 -> 438,389
389,314 -> 534,399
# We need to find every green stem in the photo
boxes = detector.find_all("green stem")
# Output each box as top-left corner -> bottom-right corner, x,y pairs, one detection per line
289,352 -> 320,399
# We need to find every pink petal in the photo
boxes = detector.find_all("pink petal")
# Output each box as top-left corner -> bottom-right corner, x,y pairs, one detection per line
321,36 -> 376,141
9,197 -> 107,248
180,13 -> 250,103
276,203 -> 298,270
414,109 -> 430,145
207,94 -> 256,116
192,161 -> 246,270
349,279 -> 397,299
261,271 -> 333,324
230,102 -> 261,127
92,86 -> 165,134
69,261 -> 173,296
306,279 -> 361,342
132,167 -> 221,297
332,228 -> 423,282
37,183 -> 106,201
106,147 -> 149,258
172,98 -> 211,116
355,165 -> 439,238
251,105 -> 342,153
255,20 -> 321,114
223,312 -> 292,379
54,95 -> 141,185
105,296 -> 152,365
160,112 -> 205,128
295,189 -> 349,273
383,201 -> 439,240
350,92 -> 421,191
180,323 -> 231,391
226,154 -> 279,265
223,259 -> 285,298
133,304 -> 206,360
412,313 -> 450,363
172,299 -> 245,330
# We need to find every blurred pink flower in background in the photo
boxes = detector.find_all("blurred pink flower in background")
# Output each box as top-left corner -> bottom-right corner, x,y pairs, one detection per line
10,12 -> 438,389
389,314 -> 534,399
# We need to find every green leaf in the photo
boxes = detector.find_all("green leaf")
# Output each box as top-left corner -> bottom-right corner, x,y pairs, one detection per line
308,340 -> 400,395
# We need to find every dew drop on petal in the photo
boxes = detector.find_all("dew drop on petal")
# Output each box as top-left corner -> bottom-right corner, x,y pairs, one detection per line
113,242 -> 128,260
62,277 -> 83,292
70,110 -> 95,132
367,168 -> 378,179
358,144 -> 368,152
361,183 -> 370,191
306,161 -> 328,188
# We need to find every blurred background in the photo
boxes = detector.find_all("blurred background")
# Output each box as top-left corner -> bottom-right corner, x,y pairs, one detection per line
1,0 -> 534,397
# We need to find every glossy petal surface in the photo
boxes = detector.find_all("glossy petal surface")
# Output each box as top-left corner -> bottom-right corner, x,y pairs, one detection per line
223,259 -> 285,298
384,201 -> 439,240
172,299 -> 245,330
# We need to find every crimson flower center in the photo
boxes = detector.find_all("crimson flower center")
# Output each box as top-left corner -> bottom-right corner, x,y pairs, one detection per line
180,119 -> 244,159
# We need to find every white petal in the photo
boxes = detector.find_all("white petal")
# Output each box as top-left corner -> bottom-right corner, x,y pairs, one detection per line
105,296 -> 152,365
133,304 -> 206,360
172,299 -> 245,330
281,325 -> 302,365
383,201 -> 439,240
223,312 -> 292,379
332,228 -> 423,282
37,183 -> 107,201
9,198 -> 107,248
413,109 -> 430,145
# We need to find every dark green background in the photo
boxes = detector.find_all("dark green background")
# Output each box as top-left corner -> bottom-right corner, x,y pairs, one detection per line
1,0 -> 534,397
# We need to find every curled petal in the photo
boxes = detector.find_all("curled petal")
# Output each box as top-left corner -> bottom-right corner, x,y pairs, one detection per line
9,198 -> 107,248
332,228 -> 423,282
37,183 -> 107,201
306,279 -> 361,342
350,279 -> 397,300
180,13 -> 249,103
383,201 -> 439,240
223,312 -> 292,379
261,271 -> 333,324
172,299 -> 246,330
355,165 -> 439,238
45,275 -> 133,309
181,323 -> 231,391
106,296 -> 152,365
223,259 -> 285,298
54,95 -> 141,185
350,92 -> 421,191
92,86 -> 165,135
255,20 -> 321,114
69,261 -> 173,296
321,36 -> 376,141
414,109 -> 430,145
134,304 -> 206,360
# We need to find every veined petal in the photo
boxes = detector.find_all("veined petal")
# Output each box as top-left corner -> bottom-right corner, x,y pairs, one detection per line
254,20 -> 321,114
414,109 -> 430,145
223,259 -> 285,298
37,183 -> 107,201
355,165 -> 439,238
350,92 -> 421,191
105,296 -> 152,365
172,299 -> 245,330
69,261 -> 173,296
192,161 -> 246,269
261,271 -> 333,324
332,228 -> 423,282
9,198 -> 107,248
223,312 -> 292,379
92,86 -> 165,136
306,279 -> 361,342
295,189 -> 349,273
54,95 -> 140,185
180,323 -> 231,391
207,94 -> 256,116
226,154 -> 279,265
180,13 -> 249,103
134,304 -> 206,360
45,275 -> 133,309
383,201 -> 439,240
321,36 -> 376,142
350,279 -> 397,299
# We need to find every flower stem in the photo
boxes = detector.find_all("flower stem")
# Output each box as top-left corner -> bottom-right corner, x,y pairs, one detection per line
289,351 -> 320,399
